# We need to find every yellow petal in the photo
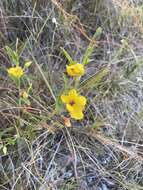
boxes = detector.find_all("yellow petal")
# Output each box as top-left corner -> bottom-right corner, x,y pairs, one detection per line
61,95 -> 69,103
8,68 -> 15,75
66,65 -> 75,76
8,66 -> 24,78
66,64 -> 85,77
61,89 -> 86,121
22,91 -> 29,99
78,96 -> 87,106
68,89 -> 78,98
66,104 -> 74,112
69,104 -> 84,120
75,64 -> 85,75
70,109 -> 84,120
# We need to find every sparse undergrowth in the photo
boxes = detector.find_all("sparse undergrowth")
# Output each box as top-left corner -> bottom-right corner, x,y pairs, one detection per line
0,0 -> 143,190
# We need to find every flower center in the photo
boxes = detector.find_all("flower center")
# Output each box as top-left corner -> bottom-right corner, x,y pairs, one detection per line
69,100 -> 75,106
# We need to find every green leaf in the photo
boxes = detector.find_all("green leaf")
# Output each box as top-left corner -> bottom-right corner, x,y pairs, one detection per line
7,138 -> 16,146
5,46 -> 19,66
60,47 -> 74,64
9,75 -> 19,87
93,27 -> 103,39
63,74 -> 68,93
55,96 -> 63,114
27,83 -> 33,93
20,98 -> 31,106
24,60 -> 32,68
79,67 -> 109,90
82,27 -> 102,65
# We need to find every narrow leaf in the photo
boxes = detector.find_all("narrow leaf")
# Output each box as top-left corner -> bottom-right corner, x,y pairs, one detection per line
82,27 -> 102,65
5,46 -> 19,66
79,67 -> 109,90
60,47 -> 74,64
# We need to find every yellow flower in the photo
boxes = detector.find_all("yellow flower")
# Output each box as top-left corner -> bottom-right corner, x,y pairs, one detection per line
22,91 -> 29,99
61,89 -> 86,120
66,63 -> 85,77
8,66 -> 24,78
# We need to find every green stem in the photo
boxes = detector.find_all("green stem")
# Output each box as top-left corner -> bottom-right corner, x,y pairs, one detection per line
74,76 -> 81,89
18,78 -> 21,107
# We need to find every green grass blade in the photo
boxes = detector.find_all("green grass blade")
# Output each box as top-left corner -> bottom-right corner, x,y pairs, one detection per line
79,67 -> 109,90
82,27 -> 102,65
